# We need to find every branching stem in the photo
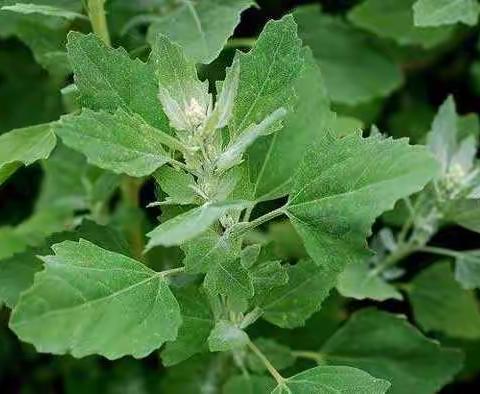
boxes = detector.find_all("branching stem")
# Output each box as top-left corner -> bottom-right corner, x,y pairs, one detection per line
247,340 -> 285,386
87,0 -> 111,45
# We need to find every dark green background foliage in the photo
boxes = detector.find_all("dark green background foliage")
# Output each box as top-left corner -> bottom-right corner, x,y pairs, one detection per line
1,0 -> 480,393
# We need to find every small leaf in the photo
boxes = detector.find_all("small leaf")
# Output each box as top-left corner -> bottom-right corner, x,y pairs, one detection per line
10,239 -> 181,359
153,166 -> 198,205
259,259 -> 334,328
0,123 -> 56,185
146,0 -> 254,64
337,260 -> 403,301
409,261 -> 480,339
146,201 -> 248,249
271,366 -> 390,394
413,0 -> 480,27
217,108 -> 287,171
55,109 -> 171,177
208,320 -> 249,352
321,309 -> 464,394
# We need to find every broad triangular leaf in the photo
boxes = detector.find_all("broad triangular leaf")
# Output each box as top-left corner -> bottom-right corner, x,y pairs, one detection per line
10,239 -> 181,359
321,309 -> 464,394
286,133 -> 438,278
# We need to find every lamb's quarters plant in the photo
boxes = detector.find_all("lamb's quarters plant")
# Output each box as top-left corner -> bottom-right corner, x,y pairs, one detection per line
1,0 -> 480,392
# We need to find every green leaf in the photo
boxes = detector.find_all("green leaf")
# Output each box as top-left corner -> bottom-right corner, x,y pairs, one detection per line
55,109 -> 171,177
259,259 -> 334,328
250,260 -> 288,303
230,15 -> 303,138
146,201 -> 248,249
286,133 -> 438,277
0,227 -> 28,260
295,5 -> 402,105
455,249 -> 480,289
0,220 -> 132,309
10,239 -> 181,359
247,48 -> 334,201
447,198 -> 480,233
204,251 -> 254,300
409,261 -> 480,339
272,366 -> 390,394
217,107 -> 287,172
161,285 -> 214,366
146,0 -> 253,64
321,309 -> 464,394
426,95 -> 458,172
413,0 -> 480,27
337,259 -> 403,301
207,320 -> 249,352
246,338 -> 295,373
0,123 -> 56,185
1,3 -> 87,20
348,0 -> 453,49
66,31 -> 169,130
150,32 -> 211,132
223,375 -> 275,394
153,166 -> 198,205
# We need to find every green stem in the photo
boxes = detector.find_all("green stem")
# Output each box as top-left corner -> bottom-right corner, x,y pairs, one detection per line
120,177 -> 145,261
229,206 -> 286,240
161,266 -> 186,277
370,241 -> 418,277
419,246 -> 462,259
87,0 -> 111,45
292,350 -> 325,364
226,37 -> 256,49
248,340 -> 285,386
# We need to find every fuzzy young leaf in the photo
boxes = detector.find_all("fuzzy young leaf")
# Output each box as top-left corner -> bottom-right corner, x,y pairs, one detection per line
150,32 -> 210,132
146,0 -> 253,64
208,320 -> 249,352
230,15 -> 303,137
10,239 -> 181,359
286,133 -> 438,278
294,5 -> 402,105
0,123 -> 56,185
146,201 -> 248,249
272,366 -> 390,394
321,309 -> 464,394
409,262 -> 480,339
55,109 -> 171,177
67,32 -> 169,130
413,0 -> 480,27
